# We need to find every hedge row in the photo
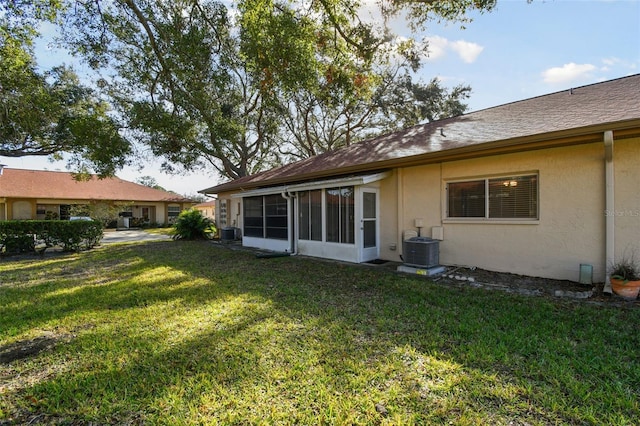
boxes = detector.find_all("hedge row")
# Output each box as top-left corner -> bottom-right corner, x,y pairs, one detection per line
0,220 -> 104,255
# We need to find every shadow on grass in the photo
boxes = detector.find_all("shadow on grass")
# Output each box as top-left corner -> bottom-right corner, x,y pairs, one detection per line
1,240 -> 639,424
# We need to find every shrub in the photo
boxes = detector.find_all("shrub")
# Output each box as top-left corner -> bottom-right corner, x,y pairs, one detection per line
0,220 -> 103,255
172,209 -> 213,240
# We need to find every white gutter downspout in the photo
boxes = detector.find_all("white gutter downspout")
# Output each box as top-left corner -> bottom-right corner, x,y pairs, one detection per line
281,191 -> 297,255
604,131 -> 614,294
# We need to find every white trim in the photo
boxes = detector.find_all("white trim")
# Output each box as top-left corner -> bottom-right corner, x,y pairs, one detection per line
231,171 -> 391,198
358,187 -> 380,262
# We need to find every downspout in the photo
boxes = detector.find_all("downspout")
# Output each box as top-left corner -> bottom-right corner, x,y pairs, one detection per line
604,130 -> 614,294
281,191 -> 297,255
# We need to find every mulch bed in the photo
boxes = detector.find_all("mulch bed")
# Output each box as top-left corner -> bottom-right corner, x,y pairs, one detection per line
431,266 -> 638,307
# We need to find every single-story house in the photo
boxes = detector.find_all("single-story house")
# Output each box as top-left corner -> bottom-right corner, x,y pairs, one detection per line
200,74 -> 640,287
0,168 -> 194,226
193,199 -> 216,220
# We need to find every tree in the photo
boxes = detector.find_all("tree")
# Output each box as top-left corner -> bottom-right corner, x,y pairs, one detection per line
3,0 -> 497,180
59,0 -> 284,180
0,3 -> 132,177
277,51 -> 472,160
136,176 -> 165,191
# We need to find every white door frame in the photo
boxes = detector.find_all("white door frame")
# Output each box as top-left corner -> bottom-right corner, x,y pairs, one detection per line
358,187 -> 379,262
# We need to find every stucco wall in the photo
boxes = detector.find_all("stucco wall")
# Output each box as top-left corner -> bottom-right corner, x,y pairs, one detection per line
388,141 -> 628,282
215,194 -> 241,230
378,172 -> 399,262
613,137 -> 640,261
220,136 -> 638,283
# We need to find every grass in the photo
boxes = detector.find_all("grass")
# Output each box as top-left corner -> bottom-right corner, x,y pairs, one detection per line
142,227 -> 175,236
1,240 -> 638,425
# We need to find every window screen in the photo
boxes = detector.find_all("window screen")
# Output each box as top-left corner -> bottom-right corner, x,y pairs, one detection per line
299,190 -> 322,241
326,186 -> 354,244
448,175 -> 538,220
243,197 -> 264,237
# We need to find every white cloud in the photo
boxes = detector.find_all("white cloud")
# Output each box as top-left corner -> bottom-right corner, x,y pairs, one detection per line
423,36 -> 449,60
541,63 -> 596,84
599,57 -> 638,72
450,40 -> 484,63
423,36 -> 484,63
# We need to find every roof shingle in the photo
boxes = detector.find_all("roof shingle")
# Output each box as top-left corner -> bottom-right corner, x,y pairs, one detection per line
202,74 -> 640,194
0,168 -> 192,203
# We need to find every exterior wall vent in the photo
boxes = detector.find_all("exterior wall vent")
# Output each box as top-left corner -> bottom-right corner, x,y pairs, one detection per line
403,237 -> 439,268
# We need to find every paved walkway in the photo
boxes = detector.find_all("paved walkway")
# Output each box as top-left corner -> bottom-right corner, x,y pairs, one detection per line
101,229 -> 172,244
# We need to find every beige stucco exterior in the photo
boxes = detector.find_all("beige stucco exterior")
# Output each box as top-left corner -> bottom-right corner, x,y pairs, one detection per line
612,137 -> 640,262
221,135 -> 638,283
0,197 -> 192,226
375,136 -> 639,282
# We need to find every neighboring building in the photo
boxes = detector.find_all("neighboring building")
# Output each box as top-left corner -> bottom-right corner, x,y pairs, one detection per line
193,199 -> 216,220
0,168 -> 193,226
200,74 -> 640,286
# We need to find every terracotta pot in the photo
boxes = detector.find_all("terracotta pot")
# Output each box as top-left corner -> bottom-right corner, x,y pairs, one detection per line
610,278 -> 640,300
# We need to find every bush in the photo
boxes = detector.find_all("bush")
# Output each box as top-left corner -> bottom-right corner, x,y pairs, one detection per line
172,209 -> 213,240
0,220 -> 103,255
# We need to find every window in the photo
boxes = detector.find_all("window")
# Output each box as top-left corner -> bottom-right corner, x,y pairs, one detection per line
218,199 -> 227,226
447,174 -> 538,220
326,186 -> 354,244
299,190 -> 322,241
243,197 -> 264,237
448,181 -> 485,218
59,204 -> 71,221
168,206 -> 181,223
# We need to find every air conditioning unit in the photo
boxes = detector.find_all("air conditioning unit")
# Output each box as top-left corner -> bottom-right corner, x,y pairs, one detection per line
403,237 -> 439,268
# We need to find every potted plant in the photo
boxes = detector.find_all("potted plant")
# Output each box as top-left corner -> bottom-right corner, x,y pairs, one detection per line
609,255 -> 640,300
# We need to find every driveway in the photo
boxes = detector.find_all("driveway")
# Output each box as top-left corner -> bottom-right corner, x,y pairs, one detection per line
101,229 -> 172,244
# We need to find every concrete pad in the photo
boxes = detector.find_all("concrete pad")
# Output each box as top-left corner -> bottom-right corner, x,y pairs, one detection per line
397,265 -> 446,276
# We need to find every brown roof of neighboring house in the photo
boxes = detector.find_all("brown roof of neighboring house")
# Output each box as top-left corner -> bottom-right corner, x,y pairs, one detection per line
193,200 -> 216,208
0,168 -> 193,203
202,74 -> 640,194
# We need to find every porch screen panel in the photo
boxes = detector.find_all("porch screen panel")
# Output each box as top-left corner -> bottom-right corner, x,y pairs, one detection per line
265,194 -> 288,240
448,181 -> 485,218
326,189 -> 340,243
363,192 -> 376,248
488,175 -> 538,219
299,190 -> 322,241
244,196 -> 264,237
310,190 -> 322,241
299,191 -> 310,240
326,186 -> 354,244
341,187 -> 354,244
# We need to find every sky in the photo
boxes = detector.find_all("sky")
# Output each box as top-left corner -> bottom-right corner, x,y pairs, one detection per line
2,0 -> 639,197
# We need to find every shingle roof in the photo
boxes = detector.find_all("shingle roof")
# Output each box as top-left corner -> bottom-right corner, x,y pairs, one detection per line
0,168 -> 192,203
202,74 -> 640,194
194,200 -> 216,208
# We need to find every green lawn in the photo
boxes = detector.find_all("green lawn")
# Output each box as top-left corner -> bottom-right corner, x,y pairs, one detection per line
1,240 -> 638,425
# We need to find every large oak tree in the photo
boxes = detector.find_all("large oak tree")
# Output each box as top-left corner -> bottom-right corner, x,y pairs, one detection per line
0,3 -> 131,177
1,0 -> 496,179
